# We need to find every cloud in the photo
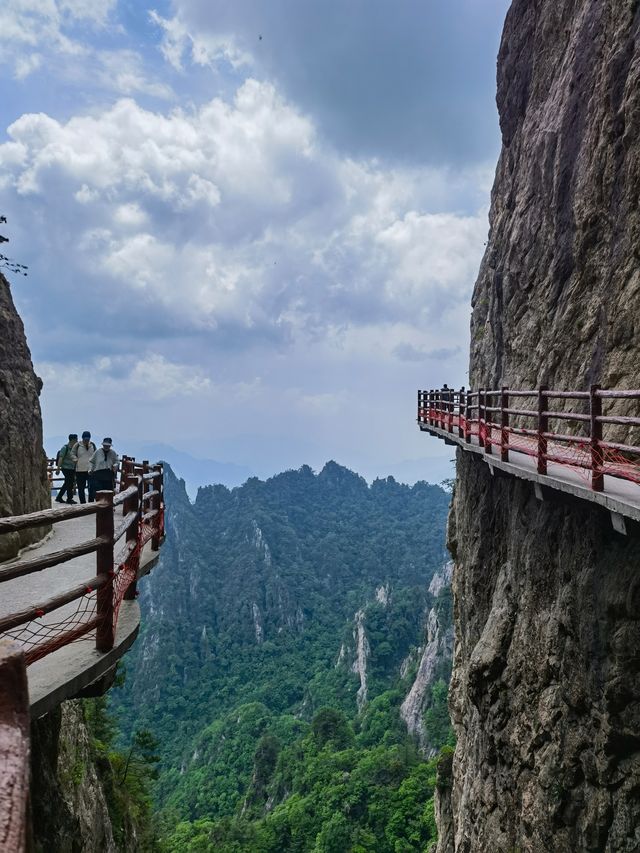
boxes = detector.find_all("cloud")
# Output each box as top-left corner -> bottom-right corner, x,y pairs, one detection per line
37,353 -> 213,400
0,1 -> 173,102
149,9 -> 251,72
0,81 -> 488,357
392,343 -> 461,363
154,0 -> 511,165
0,0 -> 116,76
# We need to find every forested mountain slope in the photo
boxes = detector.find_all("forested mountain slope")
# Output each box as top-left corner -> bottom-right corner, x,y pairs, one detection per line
113,462 -> 453,850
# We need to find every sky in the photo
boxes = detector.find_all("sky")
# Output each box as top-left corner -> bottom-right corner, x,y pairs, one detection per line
0,0 -> 511,486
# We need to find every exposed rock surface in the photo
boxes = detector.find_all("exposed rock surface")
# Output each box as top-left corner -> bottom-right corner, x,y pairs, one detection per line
401,562 -> 454,754
442,2 -> 640,850
30,702 -> 117,853
0,272 -> 49,560
351,608 -> 371,711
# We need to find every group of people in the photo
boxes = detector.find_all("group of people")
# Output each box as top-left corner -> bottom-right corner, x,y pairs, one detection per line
55,433 -> 119,504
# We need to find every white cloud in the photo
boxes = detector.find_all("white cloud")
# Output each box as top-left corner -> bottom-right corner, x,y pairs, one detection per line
0,78 -> 487,351
149,9 -> 251,72
0,0 -> 115,77
38,353 -> 212,400
94,50 -> 174,100
0,1 -> 173,101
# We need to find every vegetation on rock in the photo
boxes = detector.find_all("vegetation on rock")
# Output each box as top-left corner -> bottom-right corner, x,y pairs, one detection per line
110,462 -> 453,850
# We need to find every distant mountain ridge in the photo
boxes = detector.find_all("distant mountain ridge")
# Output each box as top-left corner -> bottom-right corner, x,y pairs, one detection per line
112,461 -> 453,850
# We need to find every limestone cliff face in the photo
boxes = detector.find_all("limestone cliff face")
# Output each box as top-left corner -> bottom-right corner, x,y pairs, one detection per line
471,0 -> 640,395
0,272 -> 49,559
442,2 -> 640,851
401,563 -> 454,755
30,703 -> 117,853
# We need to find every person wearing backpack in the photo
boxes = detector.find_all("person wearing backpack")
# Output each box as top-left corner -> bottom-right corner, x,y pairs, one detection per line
55,434 -> 78,504
73,431 -> 96,504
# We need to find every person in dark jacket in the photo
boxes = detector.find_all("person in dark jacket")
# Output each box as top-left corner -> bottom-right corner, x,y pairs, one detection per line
55,434 -> 78,504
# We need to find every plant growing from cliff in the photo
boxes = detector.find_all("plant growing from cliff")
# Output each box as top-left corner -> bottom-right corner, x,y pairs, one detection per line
120,728 -> 160,784
423,680 -> 455,751
0,216 -> 28,276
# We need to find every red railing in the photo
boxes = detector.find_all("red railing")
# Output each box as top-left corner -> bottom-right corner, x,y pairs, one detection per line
418,386 -> 640,493
0,457 -> 164,665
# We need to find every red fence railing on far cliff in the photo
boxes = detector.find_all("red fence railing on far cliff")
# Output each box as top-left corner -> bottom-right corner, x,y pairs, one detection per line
0,457 -> 165,665
418,386 -> 640,494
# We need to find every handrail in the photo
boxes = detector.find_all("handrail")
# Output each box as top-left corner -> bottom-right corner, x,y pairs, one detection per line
0,454 -> 165,665
418,385 -> 640,493
0,501 -> 105,535
0,573 -> 109,634
0,537 -> 109,584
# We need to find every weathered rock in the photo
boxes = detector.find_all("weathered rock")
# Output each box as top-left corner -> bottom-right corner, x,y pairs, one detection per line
444,2 -> 640,850
0,272 -> 49,559
401,562 -> 454,754
30,702 -> 117,853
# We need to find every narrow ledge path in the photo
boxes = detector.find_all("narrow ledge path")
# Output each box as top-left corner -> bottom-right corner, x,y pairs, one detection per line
420,424 -> 640,525
0,501 -> 160,718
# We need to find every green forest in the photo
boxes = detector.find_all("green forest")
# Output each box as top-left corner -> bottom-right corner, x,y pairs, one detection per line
110,462 -> 453,851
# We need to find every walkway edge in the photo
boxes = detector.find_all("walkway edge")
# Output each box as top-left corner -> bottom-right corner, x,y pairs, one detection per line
421,424 -> 640,523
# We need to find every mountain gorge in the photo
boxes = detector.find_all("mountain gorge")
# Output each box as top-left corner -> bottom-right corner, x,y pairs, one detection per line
113,462 -> 454,850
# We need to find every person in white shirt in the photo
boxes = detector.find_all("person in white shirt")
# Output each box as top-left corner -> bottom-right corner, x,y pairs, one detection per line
73,431 -> 96,503
89,438 -> 119,493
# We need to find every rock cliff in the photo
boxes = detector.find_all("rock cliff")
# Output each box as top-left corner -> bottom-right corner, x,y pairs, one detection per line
0,272 -> 49,560
30,703 -> 117,853
401,563 -> 454,754
441,2 -> 640,851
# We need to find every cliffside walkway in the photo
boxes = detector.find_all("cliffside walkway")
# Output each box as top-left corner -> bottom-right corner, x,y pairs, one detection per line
0,457 -> 165,717
418,387 -> 640,529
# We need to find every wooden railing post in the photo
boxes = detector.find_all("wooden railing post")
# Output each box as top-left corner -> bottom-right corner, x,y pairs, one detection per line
447,388 -> 454,434
95,491 -> 115,653
465,390 -> 472,443
158,463 -> 165,539
485,389 -> 493,455
477,389 -> 485,449
0,641 -> 30,853
118,456 -> 127,492
151,465 -> 162,551
141,460 -> 149,504
124,473 -> 139,601
590,384 -> 604,492
537,386 -> 549,475
501,386 -> 509,462
458,388 -> 465,439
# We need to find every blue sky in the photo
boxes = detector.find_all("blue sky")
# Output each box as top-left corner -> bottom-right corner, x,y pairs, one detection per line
0,0 -> 510,485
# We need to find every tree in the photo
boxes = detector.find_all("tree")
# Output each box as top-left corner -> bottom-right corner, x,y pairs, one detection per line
311,708 -> 353,750
121,728 -> 161,784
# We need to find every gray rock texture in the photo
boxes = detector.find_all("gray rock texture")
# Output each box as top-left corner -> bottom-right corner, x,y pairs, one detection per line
401,563 -> 454,754
30,702 -> 117,853
472,0 -> 640,401
441,1 -> 640,851
0,272 -> 49,559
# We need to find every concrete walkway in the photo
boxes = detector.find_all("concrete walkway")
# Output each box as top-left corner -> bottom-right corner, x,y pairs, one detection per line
0,500 -> 159,717
421,424 -> 640,525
